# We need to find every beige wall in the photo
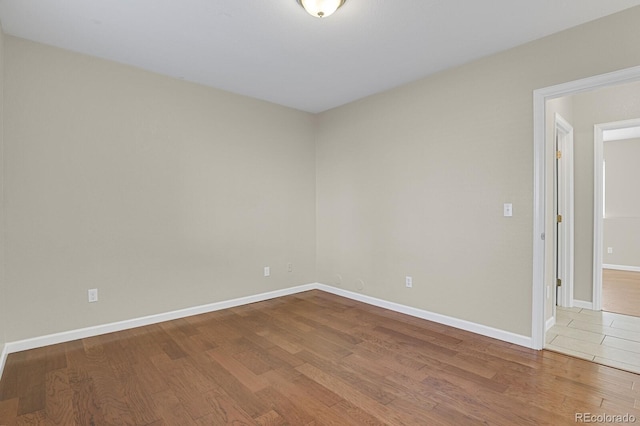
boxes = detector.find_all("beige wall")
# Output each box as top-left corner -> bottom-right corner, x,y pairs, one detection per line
605,138 -> 640,217
0,26 -> 6,354
603,138 -> 640,267
3,37 -> 317,341
316,6 -> 640,336
569,81 -> 640,300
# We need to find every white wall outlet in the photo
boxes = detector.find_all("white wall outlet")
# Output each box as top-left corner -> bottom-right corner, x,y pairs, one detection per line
405,276 -> 413,288
503,203 -> 513,217
287,263 -> 293,272
264,266 -> 270,277
88,288 -> 98,303
607,247 -> 613,254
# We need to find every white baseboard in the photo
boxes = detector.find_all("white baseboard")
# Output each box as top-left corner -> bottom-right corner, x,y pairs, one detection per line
573,299 -> 594,310
1,282 -> 536,381
316,283 -> 533,348
545,316 -> 556,331
3,284 -> 316,356
0,344 -> 7,382
603,264 -> 640,273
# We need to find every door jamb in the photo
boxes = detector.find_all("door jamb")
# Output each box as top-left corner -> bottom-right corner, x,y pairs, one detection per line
555,113 -> 574,309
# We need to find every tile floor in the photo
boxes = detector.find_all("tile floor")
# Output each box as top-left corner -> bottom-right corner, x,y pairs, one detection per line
546,306 -> 640,374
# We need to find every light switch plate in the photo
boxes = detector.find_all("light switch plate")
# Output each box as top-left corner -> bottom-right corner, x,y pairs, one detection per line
504,203 -> 513,217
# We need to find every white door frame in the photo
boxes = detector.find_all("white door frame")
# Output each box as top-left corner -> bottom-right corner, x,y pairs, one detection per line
555,113 -> 574,309
532,65 -> 640,350
593,118 -> 640,312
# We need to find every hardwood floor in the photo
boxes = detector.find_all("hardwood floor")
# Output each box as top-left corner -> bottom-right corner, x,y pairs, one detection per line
603,269 -> 640,318
1,290 -> 640,425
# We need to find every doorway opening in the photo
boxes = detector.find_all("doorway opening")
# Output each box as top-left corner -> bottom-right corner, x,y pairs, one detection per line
533,67 -> 640,374
532,65 -> 640,350
594,120 -> 640,318
534,69 -> 640,372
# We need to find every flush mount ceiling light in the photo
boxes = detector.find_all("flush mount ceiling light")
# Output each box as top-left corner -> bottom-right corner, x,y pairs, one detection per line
297,0 -> 346,18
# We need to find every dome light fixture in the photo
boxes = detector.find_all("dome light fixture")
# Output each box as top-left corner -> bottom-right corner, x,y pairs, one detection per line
297,0 -> 346,18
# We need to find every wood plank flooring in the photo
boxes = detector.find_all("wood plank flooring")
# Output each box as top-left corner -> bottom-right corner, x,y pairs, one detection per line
603,269 -> 640,317
1,290 -> 640,425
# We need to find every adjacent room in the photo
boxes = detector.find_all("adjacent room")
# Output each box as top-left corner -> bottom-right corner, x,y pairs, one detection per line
545,81 -> 640,372
1,1 -> 640,424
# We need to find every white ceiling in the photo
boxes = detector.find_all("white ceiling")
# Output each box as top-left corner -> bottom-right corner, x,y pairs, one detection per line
1,0 -> 640,113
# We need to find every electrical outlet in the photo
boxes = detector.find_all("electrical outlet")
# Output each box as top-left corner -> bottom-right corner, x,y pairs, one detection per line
405,276 -> 413,288
287,263 -> 293,272
88,288 -> 98,303
264,266 -> 270,277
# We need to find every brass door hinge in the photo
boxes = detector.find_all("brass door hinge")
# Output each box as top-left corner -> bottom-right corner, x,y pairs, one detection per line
557,214 -> 563,223
556,150 -> 562,159
557,278 -> 562,287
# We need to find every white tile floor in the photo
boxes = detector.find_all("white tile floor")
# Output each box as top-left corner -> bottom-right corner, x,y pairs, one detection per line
546,307 -> 640,374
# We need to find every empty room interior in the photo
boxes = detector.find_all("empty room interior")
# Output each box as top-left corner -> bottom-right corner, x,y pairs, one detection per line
1,1 -> 640,424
